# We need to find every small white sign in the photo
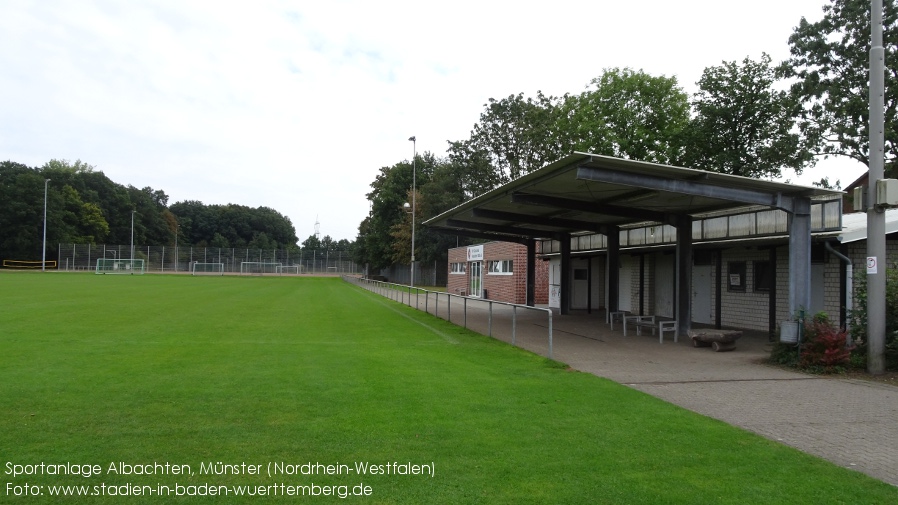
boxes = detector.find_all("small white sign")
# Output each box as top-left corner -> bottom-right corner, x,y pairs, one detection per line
867,256 -> 878,275
549,284 -> 561,308
467,245 -> 484,262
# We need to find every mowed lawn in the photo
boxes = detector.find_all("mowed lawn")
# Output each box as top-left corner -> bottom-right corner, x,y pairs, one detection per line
1,273 -> 895,504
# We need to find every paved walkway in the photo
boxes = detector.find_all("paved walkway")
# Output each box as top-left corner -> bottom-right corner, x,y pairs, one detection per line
405,293 -> 898,487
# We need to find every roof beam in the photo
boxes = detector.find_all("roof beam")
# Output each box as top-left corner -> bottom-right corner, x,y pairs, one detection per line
445,219 -> 558,239
471,208 -> 611,235
511,192 -> 667,222
428,227 -> 530,245
576,165 -> 797,212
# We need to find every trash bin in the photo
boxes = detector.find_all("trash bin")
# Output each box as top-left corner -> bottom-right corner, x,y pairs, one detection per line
780,321 -> 799,344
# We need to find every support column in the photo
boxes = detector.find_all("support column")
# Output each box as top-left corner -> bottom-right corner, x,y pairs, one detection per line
606,227 -> 620,321
675,215 -> 693,336
639,254 -> 645,316
526,238 -> 536,307
788,197 -> 812,321
768,247 -> 777,341
560,233 -> 571,315
714,250 -> 722,329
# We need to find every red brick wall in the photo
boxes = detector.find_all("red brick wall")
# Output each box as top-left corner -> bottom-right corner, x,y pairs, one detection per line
446,242 -> 549,304
447,247 -> 468,295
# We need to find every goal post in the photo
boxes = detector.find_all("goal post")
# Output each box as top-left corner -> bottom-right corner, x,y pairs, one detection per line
276,265 -> 299,275
240,262 -> 282,275
191,262 -> 225,276
95,258 -> 145,275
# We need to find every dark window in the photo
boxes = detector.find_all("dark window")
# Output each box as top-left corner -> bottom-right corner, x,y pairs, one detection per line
694,250 -> 714,266
811,243 -> 826,264
753,261 -> 773,292
573,268 -> 588,280
728,261 -> 746,292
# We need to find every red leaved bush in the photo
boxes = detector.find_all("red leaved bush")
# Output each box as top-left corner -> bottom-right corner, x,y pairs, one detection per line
799,319 -> 854,372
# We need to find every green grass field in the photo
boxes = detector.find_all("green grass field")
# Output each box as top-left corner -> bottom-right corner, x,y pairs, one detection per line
1,272 -> 895,504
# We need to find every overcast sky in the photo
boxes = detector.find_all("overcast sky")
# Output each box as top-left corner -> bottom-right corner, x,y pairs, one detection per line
0,0 -> 868,242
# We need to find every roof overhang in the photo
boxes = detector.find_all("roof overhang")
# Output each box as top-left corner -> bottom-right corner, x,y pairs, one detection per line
838,208 -> 898,243
425,152 -> 843,240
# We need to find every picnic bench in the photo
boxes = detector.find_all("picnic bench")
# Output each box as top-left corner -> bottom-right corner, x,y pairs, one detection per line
687,329 -> 742,352
623,315 -> 678,343
608,311 -> 626,330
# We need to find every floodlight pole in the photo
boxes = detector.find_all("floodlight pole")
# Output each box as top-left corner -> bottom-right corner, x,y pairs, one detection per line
867,0 -> 886,374
409,135 -> 416,288
42,178 -> 50,272
130,210 -> 136,264
175,223 -> 179,272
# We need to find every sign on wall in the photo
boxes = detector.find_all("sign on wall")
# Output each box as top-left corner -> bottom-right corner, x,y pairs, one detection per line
467,245 -> 484,262
867,256 -> 878,275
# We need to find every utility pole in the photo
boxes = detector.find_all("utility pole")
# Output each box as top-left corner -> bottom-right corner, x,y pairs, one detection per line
42,179 -> 50,272
867,0 -> 886,374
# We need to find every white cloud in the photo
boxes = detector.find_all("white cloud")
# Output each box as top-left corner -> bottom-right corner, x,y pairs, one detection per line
0,0 -> 867,241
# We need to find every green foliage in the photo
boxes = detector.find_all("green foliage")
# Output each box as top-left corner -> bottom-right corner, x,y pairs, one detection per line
849,265 -> 898,370
358,69 -> 691,272
464,91 -> 569,182
444,68 -> 690,193
683,54 -> 814,179
168,201 -> 298,249
770,341 -> 801,367
0,158 -> 305,264
781,0 -> 898,166
358,152 -> 447,271
770,314 -> 854,373
564,68 -> 691,165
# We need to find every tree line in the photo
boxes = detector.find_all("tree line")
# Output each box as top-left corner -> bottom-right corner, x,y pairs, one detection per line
356,0 -> 897,273
0,159 -> 309,263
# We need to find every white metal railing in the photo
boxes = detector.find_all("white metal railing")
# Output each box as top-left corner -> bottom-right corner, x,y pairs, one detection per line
342,275 -> 554,359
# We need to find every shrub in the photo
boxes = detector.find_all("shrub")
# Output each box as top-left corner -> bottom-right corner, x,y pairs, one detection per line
848,265 -> 898,370
799,317 -> 853,373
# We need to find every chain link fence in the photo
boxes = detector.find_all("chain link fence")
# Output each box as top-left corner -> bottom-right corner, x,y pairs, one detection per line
377,261 -> 448,287
57,243 -> 361,274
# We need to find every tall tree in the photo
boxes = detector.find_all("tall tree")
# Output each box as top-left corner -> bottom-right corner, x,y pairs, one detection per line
445,140 -> 506,198
683,54 -> 815,179
464,91 -> 568,183
563,68 -> 691,164
358,153 -> 435,271
301,234 -> 321,251
0,161 -> 45,259
169,202 -> 298,248
780,0 -> 898,166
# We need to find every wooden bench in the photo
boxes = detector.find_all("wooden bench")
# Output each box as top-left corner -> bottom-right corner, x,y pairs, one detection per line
623,316 -> 678,343
688,330 -> 742,352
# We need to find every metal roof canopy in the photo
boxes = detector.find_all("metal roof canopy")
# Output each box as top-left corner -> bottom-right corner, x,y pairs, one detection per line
425,152 -> 843,335
426,152 -> 838,236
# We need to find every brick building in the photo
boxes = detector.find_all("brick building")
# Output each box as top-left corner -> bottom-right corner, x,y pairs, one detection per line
447,241 -> 548,305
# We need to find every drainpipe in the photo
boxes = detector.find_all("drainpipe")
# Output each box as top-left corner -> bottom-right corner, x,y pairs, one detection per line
825,241 -> 853,340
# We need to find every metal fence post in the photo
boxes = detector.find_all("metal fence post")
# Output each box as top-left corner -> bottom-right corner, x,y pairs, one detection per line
488,301 -> 493,337
547,310 -> 553,360
512,305 -> 516,345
